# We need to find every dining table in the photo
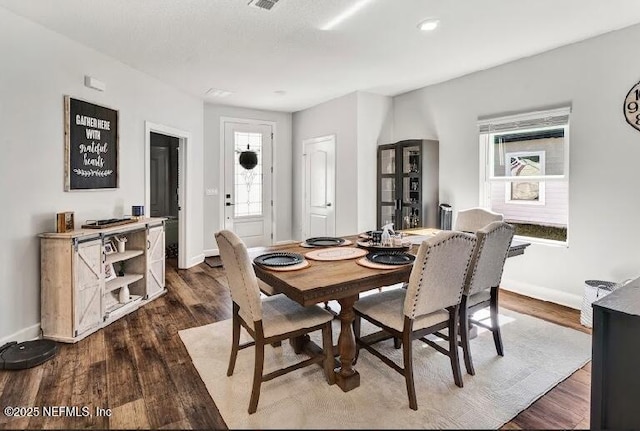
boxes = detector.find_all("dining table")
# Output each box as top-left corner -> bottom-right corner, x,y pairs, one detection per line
250,231 -> 530,392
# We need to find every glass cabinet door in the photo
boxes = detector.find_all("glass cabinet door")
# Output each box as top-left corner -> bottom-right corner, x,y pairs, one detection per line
380,148 -> 396,175
378,141 -> 424,229
402,145 -> 421,174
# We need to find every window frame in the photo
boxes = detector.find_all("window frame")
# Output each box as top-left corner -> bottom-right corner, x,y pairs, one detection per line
478,107 -> 570,245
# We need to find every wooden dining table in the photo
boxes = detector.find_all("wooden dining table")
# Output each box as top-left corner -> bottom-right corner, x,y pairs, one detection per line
250,233 -> 529,392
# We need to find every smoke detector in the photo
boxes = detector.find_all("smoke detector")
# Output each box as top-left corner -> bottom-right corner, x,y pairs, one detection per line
248,0 -> 280,11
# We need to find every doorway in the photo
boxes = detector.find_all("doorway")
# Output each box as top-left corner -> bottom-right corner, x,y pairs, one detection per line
302,135 -> 336,238
145,122 -> 189,269
221,119 -> 273,248
150,132 -> 179,259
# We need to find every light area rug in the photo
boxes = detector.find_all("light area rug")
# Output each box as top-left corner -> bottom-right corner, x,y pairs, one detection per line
179,307 -> 591,429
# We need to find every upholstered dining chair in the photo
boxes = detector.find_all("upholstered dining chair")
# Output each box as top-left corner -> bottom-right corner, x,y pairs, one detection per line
215,230 -> 335,414
353,231 -> 476,410
459,221 -> 514,376
454,207 -> 503,232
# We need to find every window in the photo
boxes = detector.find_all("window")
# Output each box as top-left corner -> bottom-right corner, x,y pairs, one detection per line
479,107 -> 569,243
233,131 -> 263,217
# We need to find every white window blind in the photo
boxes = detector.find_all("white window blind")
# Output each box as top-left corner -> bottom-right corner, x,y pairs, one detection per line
478,106 -> 570,134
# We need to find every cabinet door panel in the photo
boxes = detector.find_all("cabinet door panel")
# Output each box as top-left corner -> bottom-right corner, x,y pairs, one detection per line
73,240 -> 103,335
147,225 -> 165,298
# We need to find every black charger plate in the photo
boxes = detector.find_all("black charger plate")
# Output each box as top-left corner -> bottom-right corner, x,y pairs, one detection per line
366,251 -> 415,265
254,252 -> 304,267
304,237 -> 345,247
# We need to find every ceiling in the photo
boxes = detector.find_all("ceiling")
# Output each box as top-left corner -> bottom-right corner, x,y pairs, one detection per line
3,0 -> 640,112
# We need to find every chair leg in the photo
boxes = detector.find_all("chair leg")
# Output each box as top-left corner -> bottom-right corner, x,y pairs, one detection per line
490,286 -> 504,356
402,330 -> 417,410
248,341 -> 265,414
393,337 -> 402,349
459,299 -> 475,375
321,323 -> 336,385
449,308 -> 464,388
227,309 -> 241,376
353,315 -> 361,364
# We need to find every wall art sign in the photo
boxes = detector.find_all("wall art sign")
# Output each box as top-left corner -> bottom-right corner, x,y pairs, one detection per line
624,81 -> 640,132
64,96 -> 119,190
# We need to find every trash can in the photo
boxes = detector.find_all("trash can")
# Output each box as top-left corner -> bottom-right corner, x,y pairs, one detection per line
439,204 -> 452,230
580,280 -> 618,328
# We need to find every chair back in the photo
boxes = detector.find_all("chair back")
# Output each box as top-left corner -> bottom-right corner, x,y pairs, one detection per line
464,221 -> 515,297
454,207 -> 503,232
215,230 -> 262,327
404,231 -> 476,320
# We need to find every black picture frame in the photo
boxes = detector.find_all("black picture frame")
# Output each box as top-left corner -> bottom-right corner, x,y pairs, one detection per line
64,96 -> 119,190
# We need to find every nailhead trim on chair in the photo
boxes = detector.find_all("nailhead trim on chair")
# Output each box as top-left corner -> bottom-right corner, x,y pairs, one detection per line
407,232 -> 476,319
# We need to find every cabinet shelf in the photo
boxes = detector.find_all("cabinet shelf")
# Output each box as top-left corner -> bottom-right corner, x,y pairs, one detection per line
105,294 -> 143,319
105,273 -> 144,293
106,249 -> 144,265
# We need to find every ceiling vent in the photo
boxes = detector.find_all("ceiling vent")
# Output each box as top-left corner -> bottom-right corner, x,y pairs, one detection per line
248,0 -> 279,11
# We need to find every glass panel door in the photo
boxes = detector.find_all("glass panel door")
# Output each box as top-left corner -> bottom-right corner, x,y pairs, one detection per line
380,148 -> 395,174
402,145 -> 421,174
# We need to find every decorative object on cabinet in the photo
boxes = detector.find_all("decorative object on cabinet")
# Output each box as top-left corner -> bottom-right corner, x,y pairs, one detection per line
376,139 -> 439,229
104,263 -> 117,281
56,211 -> 74,233
131,205 -> 145,220
104,242 -> 116,255
113,235 -> 127,253
39,218 -> 166,343
81,218 -> 136,229
64,96 -> 119,191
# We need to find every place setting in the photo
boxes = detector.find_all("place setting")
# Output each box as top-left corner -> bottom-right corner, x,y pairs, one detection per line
356,230 -> 413,252
304,246 -> 367,261
356,250 -> 416,270
253,251 -> 310,271
299,236 -> 353,248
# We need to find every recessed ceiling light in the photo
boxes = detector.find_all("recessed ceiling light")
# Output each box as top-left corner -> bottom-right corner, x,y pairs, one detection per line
205,88 -> 233,98
418,18 -> 440,32
321,0 -> 375,31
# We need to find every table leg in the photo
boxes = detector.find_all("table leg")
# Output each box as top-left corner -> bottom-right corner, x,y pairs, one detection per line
334,295 -> 360,392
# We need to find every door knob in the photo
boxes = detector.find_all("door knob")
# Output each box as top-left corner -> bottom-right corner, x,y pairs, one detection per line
326,202 -> 332,207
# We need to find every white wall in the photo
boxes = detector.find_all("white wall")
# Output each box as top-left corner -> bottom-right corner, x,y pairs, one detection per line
292,93 -> 358,239
356,93 -> 394,232
0,8 -> 204,343
203,104 -> 292,252
392,23 -> 640,308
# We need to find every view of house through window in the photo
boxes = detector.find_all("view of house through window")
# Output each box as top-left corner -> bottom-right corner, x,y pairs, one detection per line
479,108 -> 569,242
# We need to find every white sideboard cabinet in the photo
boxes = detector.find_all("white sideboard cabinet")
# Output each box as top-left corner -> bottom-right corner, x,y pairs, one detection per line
40,218 -> 166,343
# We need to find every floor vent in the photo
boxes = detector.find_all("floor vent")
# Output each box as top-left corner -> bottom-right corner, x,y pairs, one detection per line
248,0 -> 279,11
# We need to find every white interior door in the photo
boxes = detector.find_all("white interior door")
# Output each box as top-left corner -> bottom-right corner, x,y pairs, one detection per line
303,135 -> 336,238
224,121 -> 273,248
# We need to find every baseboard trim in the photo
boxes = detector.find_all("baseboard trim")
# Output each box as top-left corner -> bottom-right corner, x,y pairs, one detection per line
0,323 -> 41,345
205,241 -> 295,257
502,279 -> 582,310
204,248 -> 219,257
186,253 -> 205,269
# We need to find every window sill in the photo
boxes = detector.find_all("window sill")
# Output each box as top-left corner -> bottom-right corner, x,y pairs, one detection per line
514,234 -> 568,248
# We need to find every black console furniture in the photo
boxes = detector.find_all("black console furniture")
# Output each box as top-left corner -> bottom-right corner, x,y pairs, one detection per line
590,278 -> 640,430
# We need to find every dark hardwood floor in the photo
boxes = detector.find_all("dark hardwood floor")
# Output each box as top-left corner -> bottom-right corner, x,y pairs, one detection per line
0,258 -> 590,430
